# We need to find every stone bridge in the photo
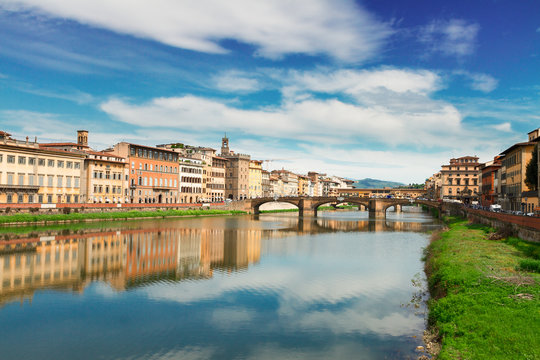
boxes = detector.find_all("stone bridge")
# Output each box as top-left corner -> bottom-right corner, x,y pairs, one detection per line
231,196 -> 441,218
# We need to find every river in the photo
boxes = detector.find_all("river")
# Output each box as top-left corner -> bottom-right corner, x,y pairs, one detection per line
0,207 -> 440,360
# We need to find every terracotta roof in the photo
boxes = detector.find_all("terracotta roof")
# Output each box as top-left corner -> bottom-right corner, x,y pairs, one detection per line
499,142 -> 536,155
39,142 -> 89,148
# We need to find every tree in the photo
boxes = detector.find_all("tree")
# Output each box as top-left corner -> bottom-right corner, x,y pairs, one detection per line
525,143 -> 538,191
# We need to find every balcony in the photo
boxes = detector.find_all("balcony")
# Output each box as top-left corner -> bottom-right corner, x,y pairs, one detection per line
0,184 -> 40,192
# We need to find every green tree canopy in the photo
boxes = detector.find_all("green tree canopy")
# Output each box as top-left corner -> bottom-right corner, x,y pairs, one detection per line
525,143 -> 538,191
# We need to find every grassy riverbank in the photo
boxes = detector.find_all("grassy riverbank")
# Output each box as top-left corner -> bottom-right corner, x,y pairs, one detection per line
0,209 -> 246,225
425,217 -> 540,359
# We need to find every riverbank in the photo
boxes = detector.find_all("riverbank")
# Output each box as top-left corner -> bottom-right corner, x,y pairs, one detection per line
0,209 -> 246,226
424,217 -> 540,359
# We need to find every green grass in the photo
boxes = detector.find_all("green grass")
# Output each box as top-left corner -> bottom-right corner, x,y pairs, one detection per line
425,217 -> 540,359
0,209 -> 246,225
259,208 -> 299,213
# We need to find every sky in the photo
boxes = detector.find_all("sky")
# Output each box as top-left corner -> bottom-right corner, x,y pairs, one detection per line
0,0 -> 539,183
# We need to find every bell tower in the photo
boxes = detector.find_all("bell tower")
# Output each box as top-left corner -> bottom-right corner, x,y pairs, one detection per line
77,130 -> 88,148
221,133 -> 230,155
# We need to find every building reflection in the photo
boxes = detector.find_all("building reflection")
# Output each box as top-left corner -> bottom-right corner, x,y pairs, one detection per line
0,213 -> 435,306
0,225 -> 263,306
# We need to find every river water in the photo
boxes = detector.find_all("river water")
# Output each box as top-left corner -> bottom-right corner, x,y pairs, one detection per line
0,207 -> 440,360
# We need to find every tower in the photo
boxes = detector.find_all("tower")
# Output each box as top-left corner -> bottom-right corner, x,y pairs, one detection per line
221,134 -> 230,155
77,130 -> 88,148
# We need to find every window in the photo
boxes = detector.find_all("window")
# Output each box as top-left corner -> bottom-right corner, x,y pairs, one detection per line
74,162 -> 80,169
48,160 -> 54,167
7,173 -> 13,185
18,156 -> 26,164
74,177 -> 80,187
130,147 -> 136,156
29,157 -> 36,165
57,176 -> 63,187
67,177 -> 72,187
7,155 -> 15,164
18,194 -> 24,203
18,174 -> 24,185
38,194 -> 43,203
38,175 -> 44,186
29,174 -> 34,185
28,195 -> 34,203
57,195 -> 62,203
74,195 -> 79,203
57,160 -> 64,168
38,158 -> 45,166
48,176 -> 53,187
0,154 -> 2,162
47,195 -> 52,203
66,195 -> 71,203
67,161 -> 73,168
6,194 -> 12,203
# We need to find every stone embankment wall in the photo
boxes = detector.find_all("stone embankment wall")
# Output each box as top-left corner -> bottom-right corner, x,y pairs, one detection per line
0,202 -> 220,215
442,203 -> 539,243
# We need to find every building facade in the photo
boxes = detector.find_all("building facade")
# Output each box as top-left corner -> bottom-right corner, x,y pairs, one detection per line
108,142 -> 179,204
81,151 -> 129,203
0,132 -> 84,204
248,160 -> 263,198
220,136 -> 250,200
479,157 -> 502,207
440,156 -> 480,203
499,142 -> 536,212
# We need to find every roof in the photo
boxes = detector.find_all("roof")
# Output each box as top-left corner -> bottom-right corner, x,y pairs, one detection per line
84,150 -> 125,161
499,142 -> 536,155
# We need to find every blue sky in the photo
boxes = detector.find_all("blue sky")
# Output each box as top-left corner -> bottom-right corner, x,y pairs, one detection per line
0,0 -> 539,183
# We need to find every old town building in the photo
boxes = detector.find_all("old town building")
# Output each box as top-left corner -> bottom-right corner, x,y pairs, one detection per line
271,169 -> 298,196
499,141 -> 536,212
248,160 -> 263,198
220,135 -> 250,200
479,157 -> 502,206
261,170 -> 271,197
0,131 -> 84,204
178,156 -> 203,203
440,156 -> 480,203
108,142 -> 179,204
81,151 -> 129,204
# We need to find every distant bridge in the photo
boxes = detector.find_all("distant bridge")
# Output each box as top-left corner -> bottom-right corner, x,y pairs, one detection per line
232,196 -> 441,218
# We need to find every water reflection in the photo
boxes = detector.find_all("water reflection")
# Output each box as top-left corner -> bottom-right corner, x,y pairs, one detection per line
0,210 -> 438,306
0,210 -> 439,360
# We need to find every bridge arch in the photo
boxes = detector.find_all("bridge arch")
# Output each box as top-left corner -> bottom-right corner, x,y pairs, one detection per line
252,198 -> 301,214
311,199 -> 371,213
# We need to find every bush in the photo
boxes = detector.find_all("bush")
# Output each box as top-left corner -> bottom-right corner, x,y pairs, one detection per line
518,258 -> 540,273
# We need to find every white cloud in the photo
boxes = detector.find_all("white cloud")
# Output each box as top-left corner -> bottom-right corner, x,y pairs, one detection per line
2,0 -> 393,62
100,93 -> 464,149
213,71 -> 261,93
419,19 -> 480,57
493,122 -> 512,132
453,70 -> 498,93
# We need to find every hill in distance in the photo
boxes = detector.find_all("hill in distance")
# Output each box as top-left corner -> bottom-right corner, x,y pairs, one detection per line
351,178 -> 405,189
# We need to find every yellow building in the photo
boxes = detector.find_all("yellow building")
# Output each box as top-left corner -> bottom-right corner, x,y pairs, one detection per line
440,156 -> 480,203
0,238 -> 84,306
249,160 -> 263,198
81,151 -> 129,203
500,141 -> 537,212
0,131 -> 84,204
298,175 -> 309,196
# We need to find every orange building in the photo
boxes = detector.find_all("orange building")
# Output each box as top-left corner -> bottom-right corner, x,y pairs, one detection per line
480,156 -> 502,206
108,142 -> 180,204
